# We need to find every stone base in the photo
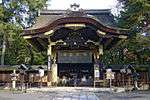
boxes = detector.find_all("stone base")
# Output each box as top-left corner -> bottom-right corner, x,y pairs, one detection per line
51,64 -> 58,83
51,82 -> 57,87
47,70 -> 52,82
47,82 -> 52,87
139,84 -> 149,90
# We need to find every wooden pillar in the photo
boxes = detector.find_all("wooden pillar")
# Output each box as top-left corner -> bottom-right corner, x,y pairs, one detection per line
98,45 -> 103,59
47,42 -> 52,86
98,45 -> 104,80
93,45 -> 103,62
51,47 -> 58,85
47,40 -> 58,86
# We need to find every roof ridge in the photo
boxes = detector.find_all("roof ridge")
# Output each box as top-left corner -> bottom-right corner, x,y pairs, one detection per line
40,9 -> 111,15
42,9 -> 111,11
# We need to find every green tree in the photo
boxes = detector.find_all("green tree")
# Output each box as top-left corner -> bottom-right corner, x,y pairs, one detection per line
0,4 -> 19,65
102,0 -> 150,65
0,0 -> 47,65
117,0 -> 150,30
116,0 -> 150,64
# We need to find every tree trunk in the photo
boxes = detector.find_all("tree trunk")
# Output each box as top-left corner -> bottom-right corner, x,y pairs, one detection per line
28,45 -> 34,65
1,36 -> 6,65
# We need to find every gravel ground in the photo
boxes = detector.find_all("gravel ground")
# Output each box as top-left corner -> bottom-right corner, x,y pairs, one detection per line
0,89 -> 150,100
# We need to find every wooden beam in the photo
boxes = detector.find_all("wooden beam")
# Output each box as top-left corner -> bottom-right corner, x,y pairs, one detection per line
104,38 -> 113,49
118,35 -> 128,39
37,38 -> 47,50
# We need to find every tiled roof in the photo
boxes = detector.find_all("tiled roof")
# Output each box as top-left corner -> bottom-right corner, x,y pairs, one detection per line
28,15 -> 63,30
27,9 -> 117,30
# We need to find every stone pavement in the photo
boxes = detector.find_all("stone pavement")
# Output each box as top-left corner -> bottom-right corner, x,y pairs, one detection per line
0,87 -> 149,100
27,87 -> 125,93
0,88 -> 100,100
26,87 -> 124,100
46,90 -> 99,100
29,87 -> 101,100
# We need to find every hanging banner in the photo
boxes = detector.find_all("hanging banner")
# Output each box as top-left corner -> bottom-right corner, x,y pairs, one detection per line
94,69 -> 100,78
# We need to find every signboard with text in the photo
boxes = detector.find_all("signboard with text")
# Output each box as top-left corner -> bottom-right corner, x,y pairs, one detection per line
57,50 -> 93,63
106,72 -> 115,79
94,69 -> 100,78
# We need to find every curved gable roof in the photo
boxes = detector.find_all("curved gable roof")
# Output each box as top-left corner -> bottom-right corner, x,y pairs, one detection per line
24,16 -> 124,35
23,9 -> 128,36
25,9 -> 116,30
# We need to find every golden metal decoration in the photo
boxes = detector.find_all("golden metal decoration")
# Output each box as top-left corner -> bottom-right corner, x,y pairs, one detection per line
23,36 -> 32,39
97,30 -> 106,35
44,30 -> 54,35
119,35 -> 127,39
65,24 -> 86,27
64,24 -> 86,30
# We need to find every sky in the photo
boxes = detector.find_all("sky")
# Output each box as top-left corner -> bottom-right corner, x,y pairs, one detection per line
47,0 -> 118,10
46,0 -> 119,15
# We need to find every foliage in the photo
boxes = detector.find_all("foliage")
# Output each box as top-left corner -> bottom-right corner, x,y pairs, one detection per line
102,34 -> 150,65
3,0 -> 47,28
117,0 -> 150,30
102,0 -> 150,65
0,0 -> 47,65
